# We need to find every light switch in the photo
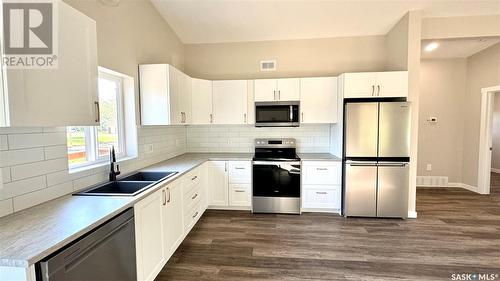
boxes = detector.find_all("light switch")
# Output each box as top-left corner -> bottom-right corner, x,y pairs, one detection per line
426,164 -> 432,171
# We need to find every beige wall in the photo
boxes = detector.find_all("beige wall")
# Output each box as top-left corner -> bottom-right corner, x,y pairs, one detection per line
418,59 -> 467,182
385,14 -> 409,71
422,15 -> 500,40
492,92 -> 500,170
64,0 -> 184,81
184,36 -> 387,80
462,42 -> 500,187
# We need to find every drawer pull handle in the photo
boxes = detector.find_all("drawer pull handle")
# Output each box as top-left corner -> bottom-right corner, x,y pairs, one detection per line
235,167 -> 245,170
235,190 -> 245,193
191,176 -> 197,181
192,211 -> 199,218
316,191 -> 328,195
316,168 -> 328,171
191,193 -> 198,200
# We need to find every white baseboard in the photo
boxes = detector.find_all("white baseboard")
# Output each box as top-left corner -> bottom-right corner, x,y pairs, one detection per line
407,211 -> 417,219
492,168 -> 500,173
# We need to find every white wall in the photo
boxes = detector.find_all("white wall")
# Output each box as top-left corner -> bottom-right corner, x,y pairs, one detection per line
187,124 -> 333,153
492,92 -> 500,171
0,126 -> 186,217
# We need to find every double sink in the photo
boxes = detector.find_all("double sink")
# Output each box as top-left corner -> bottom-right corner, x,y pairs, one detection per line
74,171 -> 178,197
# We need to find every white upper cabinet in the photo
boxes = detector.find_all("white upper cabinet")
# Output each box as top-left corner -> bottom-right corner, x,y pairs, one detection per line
1,1 -> 98,127
212,80 -> 248,124
191,78 -> 213,124
342,71 -> 408,98
254,78 -> 300,102
139,64 -> 191,125
300,77 -> 338,124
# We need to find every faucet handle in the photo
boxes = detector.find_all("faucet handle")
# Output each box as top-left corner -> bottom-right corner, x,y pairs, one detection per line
116,164 -> 121,175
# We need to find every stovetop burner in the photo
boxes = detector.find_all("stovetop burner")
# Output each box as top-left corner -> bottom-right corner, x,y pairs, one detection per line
253,138 -> 300,161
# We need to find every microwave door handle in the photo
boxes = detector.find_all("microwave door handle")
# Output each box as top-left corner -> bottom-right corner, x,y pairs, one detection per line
290,105 -> 293,121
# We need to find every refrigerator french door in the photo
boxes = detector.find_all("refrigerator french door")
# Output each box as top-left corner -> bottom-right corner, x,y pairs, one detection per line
343,101 -> 410,218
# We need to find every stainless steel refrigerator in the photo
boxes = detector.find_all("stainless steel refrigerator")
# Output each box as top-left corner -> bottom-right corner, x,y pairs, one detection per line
343,101 -> 410,218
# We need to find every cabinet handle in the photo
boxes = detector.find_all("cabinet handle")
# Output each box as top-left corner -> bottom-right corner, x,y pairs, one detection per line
225,162 -> 227,172
273,90 -> 277,100
316,191 -> 328,195
278,90 -> 281,100
191,175 -> 197,181
192,211 -> 199,218
210,113 -> 213,123
316,168 -> 328,171
244,113 -> 247,123
301,112 -> 304,122
235,190 -> 245,193
192,193 -> 198,200
167,187 -> 171,203
235,167 -> 245,170
162,189 -> 166,205
377,85 -> 380,96
94,101 -> 100,123
371,85 -> 375,96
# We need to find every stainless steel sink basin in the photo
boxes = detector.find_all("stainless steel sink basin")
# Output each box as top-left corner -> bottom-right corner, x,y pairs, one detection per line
118,171 -> 178,182
75,181 -> 156,196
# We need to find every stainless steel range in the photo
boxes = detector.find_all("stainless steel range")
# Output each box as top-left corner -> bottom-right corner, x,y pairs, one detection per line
252,138 -> 301,214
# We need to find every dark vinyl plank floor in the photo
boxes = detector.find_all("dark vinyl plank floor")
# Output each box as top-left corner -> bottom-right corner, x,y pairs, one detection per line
155,175 -> 500,281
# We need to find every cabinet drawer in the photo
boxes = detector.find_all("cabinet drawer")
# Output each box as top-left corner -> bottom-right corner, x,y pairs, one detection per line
228,161 -> 251,183
228,184 -> 251,207
183,184 -> 202,212
184,201 -> 202,233
302,161 -> 341,185
302,185 -> 341,209
183,167 -> 202,192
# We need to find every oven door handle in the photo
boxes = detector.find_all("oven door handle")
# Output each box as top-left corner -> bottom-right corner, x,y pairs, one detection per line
253,161 -> 301,166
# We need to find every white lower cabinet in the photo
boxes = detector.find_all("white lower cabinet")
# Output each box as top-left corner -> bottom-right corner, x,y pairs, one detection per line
134,188 -> 166,281
301,161 -> 342,213
163,181 -> 184,260
208,161 -> 252,209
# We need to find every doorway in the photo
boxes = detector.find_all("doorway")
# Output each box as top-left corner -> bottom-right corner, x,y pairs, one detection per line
478,86 -> 500,194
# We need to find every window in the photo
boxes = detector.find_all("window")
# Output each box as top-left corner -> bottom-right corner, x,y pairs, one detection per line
67,69 -> 126,169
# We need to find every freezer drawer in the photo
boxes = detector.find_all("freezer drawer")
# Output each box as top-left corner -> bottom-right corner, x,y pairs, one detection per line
377,163 -> 409,218
344,103 -> 378,158
344,162 -> 377,217
378,102 -> 411,158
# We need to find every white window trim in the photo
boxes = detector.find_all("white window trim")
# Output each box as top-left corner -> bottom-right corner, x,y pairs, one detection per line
68,67 -> 129,171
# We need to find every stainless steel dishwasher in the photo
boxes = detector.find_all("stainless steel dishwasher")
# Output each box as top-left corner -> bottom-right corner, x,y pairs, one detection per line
37,208 -> 136,281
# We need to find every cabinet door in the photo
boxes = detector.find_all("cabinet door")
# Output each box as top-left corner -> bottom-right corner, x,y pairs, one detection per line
229,184 -> 251,207
276,78 -> 300,101
343,72 -> 377,98
208,161 -> 228,206
191,78 -> 213,124
168,66 -> 183,125
134,189 -> 165,281
213,80 -> 248,124
300,77 -> 337,123
375,71 -> 408,98
163,181 -> 184,260
139,65 -> 169,125
5,2 -> 98,126
180,72 -> 192,124
254,79 -> 277,102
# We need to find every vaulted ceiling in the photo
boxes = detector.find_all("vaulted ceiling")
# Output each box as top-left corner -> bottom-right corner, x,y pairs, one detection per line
151,0 -> 500,44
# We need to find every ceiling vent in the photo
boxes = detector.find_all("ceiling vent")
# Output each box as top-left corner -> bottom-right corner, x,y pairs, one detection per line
260,60 -> 276,71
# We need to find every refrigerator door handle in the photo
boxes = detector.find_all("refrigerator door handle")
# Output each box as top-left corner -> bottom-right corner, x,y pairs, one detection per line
377,163 -> 408,167
346,161 -> 377,166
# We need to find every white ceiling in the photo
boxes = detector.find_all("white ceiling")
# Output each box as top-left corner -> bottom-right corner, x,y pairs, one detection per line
151,0 -> 500,44
421,38 -> 500,59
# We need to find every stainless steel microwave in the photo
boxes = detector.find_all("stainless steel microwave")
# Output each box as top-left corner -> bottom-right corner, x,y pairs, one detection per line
255,101 -> 300,127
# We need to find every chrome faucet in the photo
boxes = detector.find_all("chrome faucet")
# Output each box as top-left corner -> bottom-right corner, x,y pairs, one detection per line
109,146 -> 121,181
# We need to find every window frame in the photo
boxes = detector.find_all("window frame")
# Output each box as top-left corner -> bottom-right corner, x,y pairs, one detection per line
68,69 -> 127,170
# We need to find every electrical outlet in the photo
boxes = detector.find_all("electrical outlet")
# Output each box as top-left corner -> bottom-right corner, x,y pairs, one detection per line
144,144 -> 153,154
426,164 -> 432,171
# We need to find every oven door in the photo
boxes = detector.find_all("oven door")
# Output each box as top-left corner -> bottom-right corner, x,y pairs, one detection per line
255,102 -> 299,127
252,161 -> 301,197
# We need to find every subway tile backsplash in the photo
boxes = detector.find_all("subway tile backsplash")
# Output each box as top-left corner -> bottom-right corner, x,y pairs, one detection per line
187,124 -> 332,153
0,123 -> 337,217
